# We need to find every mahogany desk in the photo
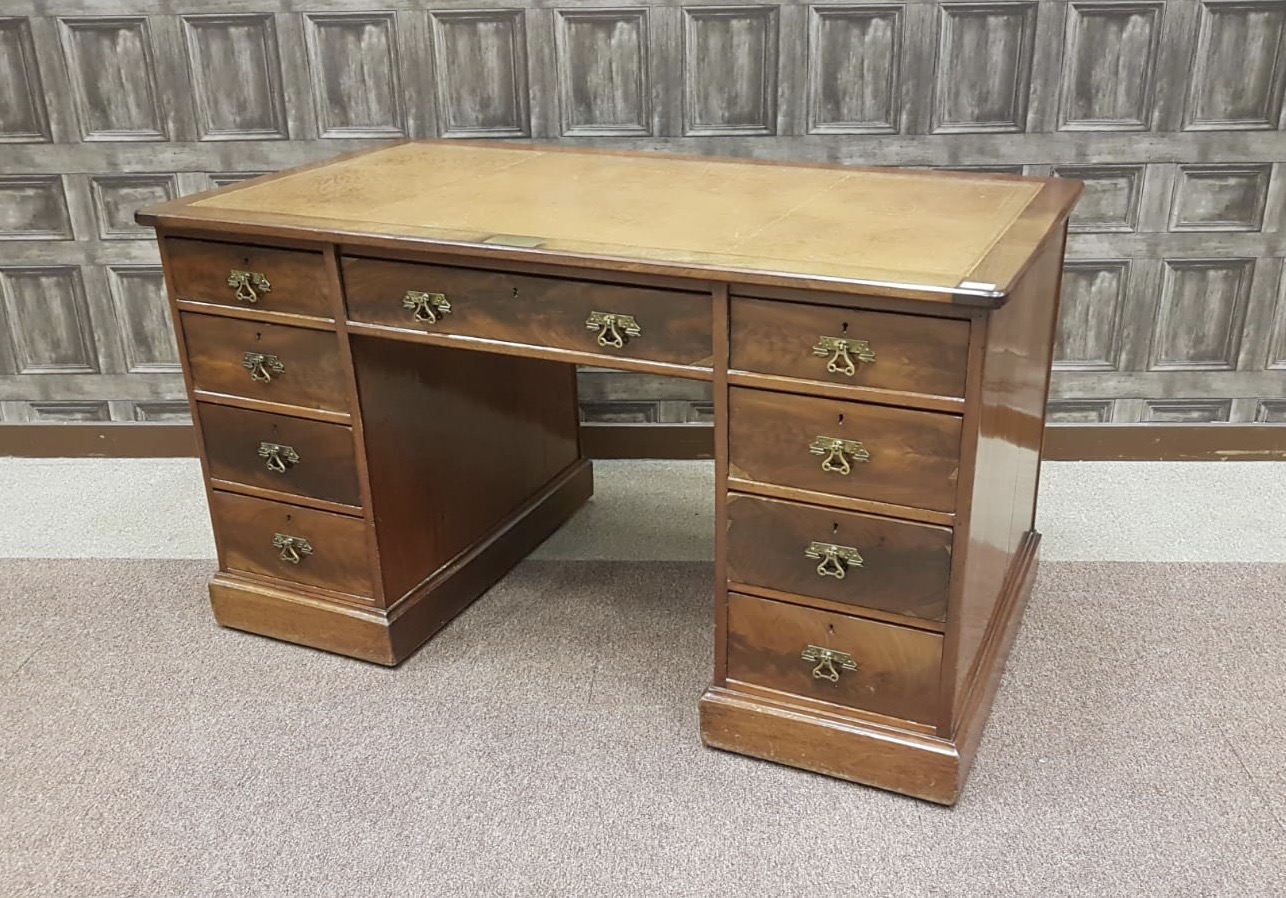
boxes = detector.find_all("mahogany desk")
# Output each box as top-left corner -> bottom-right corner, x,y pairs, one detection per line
138,142 -> 1081,804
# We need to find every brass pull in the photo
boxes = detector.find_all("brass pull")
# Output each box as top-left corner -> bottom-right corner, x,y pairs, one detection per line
801,645 -> 858,682
258,441 -> 300,474
808,436 -> 870,475
242,352 -> 284,383
805,541 -> 863,579
812,335 -> 875,377
586,311 -> 641,349
227,270 -> 271,304
403,290 -> 451,324
272,533 -> 313,565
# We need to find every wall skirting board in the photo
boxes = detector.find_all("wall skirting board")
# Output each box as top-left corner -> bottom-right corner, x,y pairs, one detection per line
1,423 -> 1283,462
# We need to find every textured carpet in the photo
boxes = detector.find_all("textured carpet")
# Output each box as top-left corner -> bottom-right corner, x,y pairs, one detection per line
2,559 -> 1284,897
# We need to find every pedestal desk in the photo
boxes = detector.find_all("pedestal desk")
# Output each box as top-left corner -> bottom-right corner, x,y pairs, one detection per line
138,142 -> 1081,804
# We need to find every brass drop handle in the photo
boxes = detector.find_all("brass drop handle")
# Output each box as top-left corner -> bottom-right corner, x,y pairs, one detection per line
586,311 -> 641,349
258,441 -> 299,474
273,533 -> 313,565
812,335 -> 875,377
403,290 -> 451,324
228,269 -> 271,304
801,645 -> 858,682
242,352 -> 284,383
805,541 -> 863,579
809,436 -> 870,475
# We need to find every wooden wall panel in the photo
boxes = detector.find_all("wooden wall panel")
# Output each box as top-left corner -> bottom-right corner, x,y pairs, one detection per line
0,0 -> 1283,425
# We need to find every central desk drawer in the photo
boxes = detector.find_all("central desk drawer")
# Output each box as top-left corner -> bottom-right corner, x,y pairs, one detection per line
341,256 -> 712,368
726,494 -> 952,622
728,387 -> 962,513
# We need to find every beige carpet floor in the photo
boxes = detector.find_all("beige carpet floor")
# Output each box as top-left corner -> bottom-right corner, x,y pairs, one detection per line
2,558 -> 1284,897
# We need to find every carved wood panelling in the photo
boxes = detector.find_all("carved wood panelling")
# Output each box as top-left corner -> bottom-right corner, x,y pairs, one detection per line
304,13 -> 405,138
0,18 -> 50,143
1053,165 -> 1145,232
1059,3 -> 1163,131
1142,399 -> 1233,422
0,267 -> 98,375
683,7 -> 779,136
90,175 -> 177,240
1047,399 -> 1114,423
182,15 -> 288,140
1169,164 -> 1273,231
1256,400 -> 1286,422
1184,1 -> 1286,130
431,11 -> 530,138
555,9 -> 651,136
105,267 -> 179,373
1149,259 -> 1254,371
0,176 -> 73,241
932,3 -> 1037,133
133,401 -> 191,422
807,6 -> 902,134
1055,261 -> 1129,371
58,17 -> 166,141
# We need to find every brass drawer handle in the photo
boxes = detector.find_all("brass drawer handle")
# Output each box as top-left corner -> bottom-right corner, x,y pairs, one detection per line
403,290 -> 451,324
242,352 -> 284,383
809,435 -> 870,475
812,335 -> 875,377
805,541 -> 863,579
801,645 -> 858,682
227,269 -> 271,304
586,311 -> 641,349
272,533 -> 313,565
258,441 -> 300,473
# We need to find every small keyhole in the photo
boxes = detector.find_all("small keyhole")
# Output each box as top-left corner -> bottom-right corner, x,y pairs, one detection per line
832,522 -> 839,534
837,413 -> 845,426
255,331 -> 262,343
512,287 -> 519,299
841,321 -> 849,333
827,624 -> 835,635
285,514 -> 292,523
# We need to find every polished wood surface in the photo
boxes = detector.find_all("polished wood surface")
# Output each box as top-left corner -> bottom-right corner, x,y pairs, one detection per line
726,493 -> 952,621
209,490 -> 374,599
140,141 -> 1077,300
140,141 -> 1080,805
728,387 -> 963,514
729,296 -> 969,399
726,592 -> 942,726
342,255 -> 713,368
182,313 -> 349,415
197,403 -> 361,510
167,237 -> 334,319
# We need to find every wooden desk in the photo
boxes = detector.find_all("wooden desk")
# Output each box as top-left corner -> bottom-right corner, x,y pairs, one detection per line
139,142 -> 1081,804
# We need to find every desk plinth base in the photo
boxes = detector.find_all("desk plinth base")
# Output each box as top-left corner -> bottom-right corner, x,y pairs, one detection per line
700,531 -> 1040,805
209,459 -> 594,666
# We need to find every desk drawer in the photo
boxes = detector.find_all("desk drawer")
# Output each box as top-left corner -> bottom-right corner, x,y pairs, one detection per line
730,297 -> 969,399
167,238 -> 333,318
182,313 -> 348,415
726,494 -> 951,622
728,387 -> 961,513
198,403 -> 362,509
342,256 -> 712,368
210,491 -> 373,598
727,592 -> 941,726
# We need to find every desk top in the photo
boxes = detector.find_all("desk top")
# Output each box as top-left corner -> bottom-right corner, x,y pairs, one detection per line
139,141 -> 1081,304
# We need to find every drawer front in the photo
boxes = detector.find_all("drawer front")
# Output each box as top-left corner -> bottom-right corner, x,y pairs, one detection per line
198,403 -> 362,508
182,313 -> 348,414
730,297 -> 969,398
342,256 -> 713,367
728,387 -> 962,513
726,494 -> 951,621
210,491 -> 373,597
727,592 -> 941,725
167,238 -> 333,318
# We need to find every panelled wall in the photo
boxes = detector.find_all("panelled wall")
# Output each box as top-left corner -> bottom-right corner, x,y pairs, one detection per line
1,0 -> 1284,425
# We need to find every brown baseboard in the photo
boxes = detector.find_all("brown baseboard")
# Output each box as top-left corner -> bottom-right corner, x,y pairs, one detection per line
2,421 -> 1283,462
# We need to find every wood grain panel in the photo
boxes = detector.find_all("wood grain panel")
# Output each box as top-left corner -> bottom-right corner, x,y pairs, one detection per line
1149,259 -> 1254,370
726,493 -> 953,621
0,18 -> 50,142
90,175 -> 176,240
28,401 -> 110,421
683,7 -> 779,136
1169,164 -> 1273,232
57,17 -> 166,141
1052,165 -> 1145,232
0,267 -> 97,374
0,176 -> 72,240
303,13 -> 404,138
807,5 -> 901,134
933,3 -> 1037,133
1058,3 -> 1162,131
1142,399 -> 1232,422
431,11 -> 530,138
105,266 -> 178,373
182,14 -> 287,140
1047,399 -> 1114,423
726,591 -> 942,725
1184,1 -> 1286,130
1054,261 -> 1128,371
554,9 -> 650,136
